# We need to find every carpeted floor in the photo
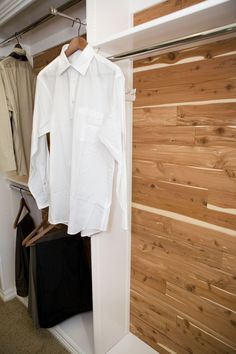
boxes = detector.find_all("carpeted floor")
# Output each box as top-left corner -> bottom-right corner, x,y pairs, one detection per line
0,297 -> 70,354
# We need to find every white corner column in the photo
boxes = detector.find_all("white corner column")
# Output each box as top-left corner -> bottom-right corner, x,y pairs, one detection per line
87,1 -> 133,353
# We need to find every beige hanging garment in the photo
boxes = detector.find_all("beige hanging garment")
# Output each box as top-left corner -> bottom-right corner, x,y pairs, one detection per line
0,47 -> 36,176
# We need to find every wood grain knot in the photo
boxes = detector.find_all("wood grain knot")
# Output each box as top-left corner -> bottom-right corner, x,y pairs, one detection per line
185,284 -> 196,292
168,52 -> 176,60
225,84 -> 234,91
216,127 -> 225,135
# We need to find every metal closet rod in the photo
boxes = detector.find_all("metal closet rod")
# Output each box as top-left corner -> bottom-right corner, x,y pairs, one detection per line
109,24 -> 236,61
0,0 -> 83,47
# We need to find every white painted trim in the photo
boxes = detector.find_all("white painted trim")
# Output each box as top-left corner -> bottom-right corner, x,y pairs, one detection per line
0,0 -> 36,26
49,327 -> 82,354
0,256 -> 6,291
107,332 -> 159,354
0,287 -> 16,302
17,295 -> 28,306
93,0 -> 236,55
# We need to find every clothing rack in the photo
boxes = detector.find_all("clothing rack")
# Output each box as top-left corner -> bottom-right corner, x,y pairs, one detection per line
108,24 -> 236,61
0,0 -> 83,47
9,184 -> 32,196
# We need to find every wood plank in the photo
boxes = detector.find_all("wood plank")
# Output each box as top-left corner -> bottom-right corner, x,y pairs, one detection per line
132,251 -> 236,310
134,55 -> 236,105
208,190 -> 236,209
133,126 -> 195,145
176,315 -> 236,354
135,79 -> 236,106
132,225 -> 236,306
134,55 -> 236,90
132,161 -> 236,193
134,37 -> 236,68
165,283 -> 236,343
131,287 -> 236,352
131,313 -> 236,354
131,289 -> 179,337
131,264 -> 166,294
131,314 -> 188,354
131,256 -> 236,314
132,161 -> 236,208
222,253 -> 236,275
132,176 -> 236,230
134,0 -> 203,26
133,106 -> 177,126
133,144 -> 236,170
177,103 -> 236,126
132,253 -> 185,289
132,249 -> 236,294
182,276 -> 236,313
132,223 -> 223,269
132,208 -> 236,256
33,43 -> 63,73
195,126 -> 236,147
132,176 -> 208,212
226,169 -> 236,180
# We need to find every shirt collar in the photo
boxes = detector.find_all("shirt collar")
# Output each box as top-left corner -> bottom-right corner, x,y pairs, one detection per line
58,43 -> 95,76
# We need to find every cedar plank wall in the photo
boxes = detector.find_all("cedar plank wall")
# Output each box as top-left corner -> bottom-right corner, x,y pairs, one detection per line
131,2 -> 236,354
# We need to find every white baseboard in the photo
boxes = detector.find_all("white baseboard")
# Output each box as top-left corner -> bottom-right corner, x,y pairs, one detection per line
17,295 -> 28,306
49,327 -> 82,354
17,295 -> 82,354
0,287 -> 16,302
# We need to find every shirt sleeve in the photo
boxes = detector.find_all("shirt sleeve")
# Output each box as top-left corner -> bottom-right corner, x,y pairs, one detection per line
28,76 -> 51,209
99,70 -> 128,230
0,70 -> 16,172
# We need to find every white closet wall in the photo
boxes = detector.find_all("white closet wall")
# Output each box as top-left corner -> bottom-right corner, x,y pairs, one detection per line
0,174 -> 15,300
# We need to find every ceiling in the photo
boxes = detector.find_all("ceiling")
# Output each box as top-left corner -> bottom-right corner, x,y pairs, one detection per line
0,0 -> 73,40
0,0 -> 37,26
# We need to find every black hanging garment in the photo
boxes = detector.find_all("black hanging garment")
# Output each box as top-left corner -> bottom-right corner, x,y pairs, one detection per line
35,229 -> 92,328
15,213 -> 35,297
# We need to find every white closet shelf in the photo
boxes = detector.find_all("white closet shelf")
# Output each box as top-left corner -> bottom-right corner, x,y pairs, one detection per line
6,171 -> 28,188
93,0 -> 236,56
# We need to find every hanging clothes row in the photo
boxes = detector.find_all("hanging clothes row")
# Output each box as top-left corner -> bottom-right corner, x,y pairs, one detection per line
0,44 -> 36,176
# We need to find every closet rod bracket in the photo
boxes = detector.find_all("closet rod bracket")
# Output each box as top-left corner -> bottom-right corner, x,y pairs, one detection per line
125,88 -> 136,102
50,7 -> 86,26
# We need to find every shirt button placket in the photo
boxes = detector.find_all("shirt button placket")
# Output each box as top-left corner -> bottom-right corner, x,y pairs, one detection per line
71,76 -> 77,117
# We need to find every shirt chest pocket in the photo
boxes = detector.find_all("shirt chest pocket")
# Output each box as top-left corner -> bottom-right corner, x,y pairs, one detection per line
78,108 -> 104,142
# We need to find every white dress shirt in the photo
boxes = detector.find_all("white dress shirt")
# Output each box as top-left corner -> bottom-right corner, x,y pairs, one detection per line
29,44 -> 128,236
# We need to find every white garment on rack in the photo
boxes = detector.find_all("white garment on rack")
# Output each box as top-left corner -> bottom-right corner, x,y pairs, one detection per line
29,44 -> 128,236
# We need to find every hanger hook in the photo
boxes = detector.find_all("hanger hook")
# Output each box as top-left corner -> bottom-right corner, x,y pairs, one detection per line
15,32 -> 20,44
77,19 -> 82,37
20,187 -> 23,198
